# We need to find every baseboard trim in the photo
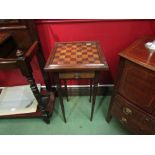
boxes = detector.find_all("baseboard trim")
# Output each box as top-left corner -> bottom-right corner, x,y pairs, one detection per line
44,84 -> 114,96
0,84 -> 114,96
41,84 -> 114,88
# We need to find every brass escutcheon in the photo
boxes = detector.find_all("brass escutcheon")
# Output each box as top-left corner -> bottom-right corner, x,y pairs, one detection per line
123,107 -> 132,115
74,73 -> 80,78
120,117 -> 127,124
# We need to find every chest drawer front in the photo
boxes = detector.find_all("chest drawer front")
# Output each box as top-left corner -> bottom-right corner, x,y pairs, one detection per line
118,60 -> 155,113
111,95 -> 155,134
111,95 -> 143,122
59,72 -> 95,79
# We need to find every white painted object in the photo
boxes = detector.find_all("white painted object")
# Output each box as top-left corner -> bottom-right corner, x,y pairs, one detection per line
0,84 -> 40,115
145,40 -> 155,52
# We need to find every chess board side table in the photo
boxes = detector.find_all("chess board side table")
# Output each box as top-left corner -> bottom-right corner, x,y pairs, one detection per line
44,41 -> 108,122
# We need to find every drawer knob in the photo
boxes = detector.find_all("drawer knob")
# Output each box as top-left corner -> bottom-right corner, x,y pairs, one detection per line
123,107 -> 132,115
120,117 -> 127,124
144,117 -> 150,122
74,73 -> 80,78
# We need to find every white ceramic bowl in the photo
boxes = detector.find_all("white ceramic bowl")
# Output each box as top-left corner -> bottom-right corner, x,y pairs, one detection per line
145,41 -> 155,51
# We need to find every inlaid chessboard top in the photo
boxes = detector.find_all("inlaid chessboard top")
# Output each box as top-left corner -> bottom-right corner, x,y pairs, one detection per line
0,32 -> 11,45
45,41 -> 108,71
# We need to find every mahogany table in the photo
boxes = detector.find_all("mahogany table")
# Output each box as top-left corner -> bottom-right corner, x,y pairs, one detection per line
45,41 -> 108,122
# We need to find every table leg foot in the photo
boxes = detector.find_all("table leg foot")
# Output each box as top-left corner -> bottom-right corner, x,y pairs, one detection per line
106,113 -> 112,123
60,101 -> 67,123
56,75 -> 67,123
42,111 -> 50,124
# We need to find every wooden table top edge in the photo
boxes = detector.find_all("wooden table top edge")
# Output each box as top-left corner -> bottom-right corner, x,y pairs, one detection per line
44,63 -> 108,72
44,40 -> 109,71
54,40 -> 100,44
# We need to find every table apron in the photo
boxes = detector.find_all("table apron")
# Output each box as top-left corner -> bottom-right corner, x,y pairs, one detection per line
59,71 -> 95,79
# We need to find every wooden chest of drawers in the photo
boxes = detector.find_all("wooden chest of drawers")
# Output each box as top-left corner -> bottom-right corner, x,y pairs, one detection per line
107,36 -> 155,134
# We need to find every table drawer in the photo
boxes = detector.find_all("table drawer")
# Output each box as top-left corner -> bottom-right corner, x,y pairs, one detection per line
59,72 -> 95,79
111,95 -> 155,134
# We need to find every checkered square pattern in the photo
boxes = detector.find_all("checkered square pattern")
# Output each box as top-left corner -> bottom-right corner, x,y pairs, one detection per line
52,42 -> 101,65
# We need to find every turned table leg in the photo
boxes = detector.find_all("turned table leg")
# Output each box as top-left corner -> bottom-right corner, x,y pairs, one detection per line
90,72 -> 98,121
16,50 -> 50,124
89,79 -> 93,103
106,96 -> 114,122
55,74 -> 67,123
64,79 -> 69,102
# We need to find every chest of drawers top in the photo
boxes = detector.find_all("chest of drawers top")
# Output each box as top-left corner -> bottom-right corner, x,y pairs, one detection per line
119,35 -> 155,71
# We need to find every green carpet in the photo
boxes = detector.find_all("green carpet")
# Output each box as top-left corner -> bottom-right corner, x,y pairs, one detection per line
0,96 -> 131,135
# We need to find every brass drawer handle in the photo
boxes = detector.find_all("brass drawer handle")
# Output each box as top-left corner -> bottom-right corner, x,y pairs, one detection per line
144,117 -> 150,122
123,107 -> 132,115
120,117 -> 127,124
